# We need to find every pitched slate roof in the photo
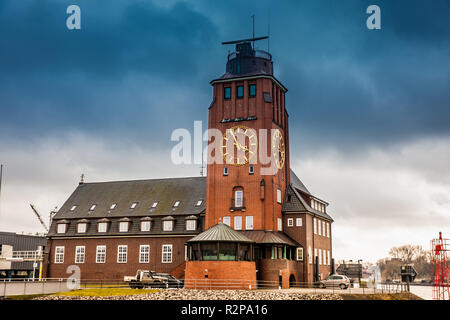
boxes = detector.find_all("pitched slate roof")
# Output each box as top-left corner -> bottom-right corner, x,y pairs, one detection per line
287,170 -> 334,221
290,169 -> 310,194
238,230 -> 300,247
187,223 -> 253,243
53,177 -> 206,220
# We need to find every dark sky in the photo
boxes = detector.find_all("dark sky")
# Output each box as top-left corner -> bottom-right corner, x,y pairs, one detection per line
1,0 -> 449,149
0,0 -> 449,261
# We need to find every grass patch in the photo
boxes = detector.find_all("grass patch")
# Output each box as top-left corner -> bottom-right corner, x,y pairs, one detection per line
340,292 -> 422,300
55,288 -> 160,297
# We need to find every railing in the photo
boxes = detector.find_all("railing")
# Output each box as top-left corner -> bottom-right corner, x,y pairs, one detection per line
0,277 -> 409,297
230,198 -> 246,211
227,50 -> 272,61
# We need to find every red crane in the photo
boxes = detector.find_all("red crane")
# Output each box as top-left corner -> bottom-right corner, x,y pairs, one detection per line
431,232 -> 450,300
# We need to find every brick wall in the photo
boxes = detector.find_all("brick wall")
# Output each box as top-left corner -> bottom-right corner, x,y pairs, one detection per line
44,236 -> 191,280
185,260 -> 256,289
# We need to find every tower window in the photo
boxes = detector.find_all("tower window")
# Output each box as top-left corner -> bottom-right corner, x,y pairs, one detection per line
223,167 -> 229,176
235,190 -> 243,207
249,84 -> 256,97
224,87 -> 231,99
249,166 -> 254,175
237,85 -> 244,98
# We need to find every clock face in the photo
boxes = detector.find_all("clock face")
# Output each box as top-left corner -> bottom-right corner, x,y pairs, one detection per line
222,125 -> 257,166
272,129 -> 285,170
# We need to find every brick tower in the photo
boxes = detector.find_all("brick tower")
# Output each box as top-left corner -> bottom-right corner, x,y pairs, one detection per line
205,37 -> 290,233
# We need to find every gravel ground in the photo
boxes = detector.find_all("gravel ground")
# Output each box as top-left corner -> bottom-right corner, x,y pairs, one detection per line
35,289 -> 342,300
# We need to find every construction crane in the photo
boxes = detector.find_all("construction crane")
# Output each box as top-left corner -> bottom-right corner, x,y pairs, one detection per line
30,204 -> 49,233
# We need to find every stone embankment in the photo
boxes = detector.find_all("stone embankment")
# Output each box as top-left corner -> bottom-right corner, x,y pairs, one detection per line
35,289 -> 342,300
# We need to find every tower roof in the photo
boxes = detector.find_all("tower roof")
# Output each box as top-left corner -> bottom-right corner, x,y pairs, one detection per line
187,222 -> 253,243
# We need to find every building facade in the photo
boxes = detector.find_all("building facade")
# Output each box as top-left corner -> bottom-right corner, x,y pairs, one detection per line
0,232 -> 47,279
43,39 -> 334,287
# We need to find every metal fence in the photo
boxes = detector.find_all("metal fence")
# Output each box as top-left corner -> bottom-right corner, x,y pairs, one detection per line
1,278 -> 409,297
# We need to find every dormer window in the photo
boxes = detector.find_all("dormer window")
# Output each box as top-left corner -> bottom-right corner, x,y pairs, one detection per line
151,202 -> 158,208
89,204 -> 97,211
98,222 -> 108,233
141,220 -> 151,232
173,201 -> 180,208
163,220 -> 173,231
57,223 -> 67,234
77,223 -> 87,233
110,203 -> 117,210
119,221 -> 129,232
70,205 -> 77,212
186,219 -> 197,231
195,200 -> 203,207
130,202 -> 138,209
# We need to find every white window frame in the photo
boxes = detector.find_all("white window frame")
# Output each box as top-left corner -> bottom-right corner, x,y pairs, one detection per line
98,222 -> 108,233
245,216 -> 253,230
141,220 -> 151,232
296,248 -> 303,261
313,218 -> 317,234
328,250 -> 331,266
57,224 -> 67,234
96,245 -> 106,263
277,218 -> 282,231
162,244 -> 172,263
318,249 -> 322,265
163,220 -> 173,231
139,245 -> 150,263
75,246 -> 85,264
234,216 -> 242,230
77,223 -> 87,233
223,216 -> 231,226
55,246 -> 64,264
296,217 -> 302,227
314,248 -> 317,263
249,166 -> 254,174
322,221 -> 326,236
223,167 -> 229,176
117,245 -> 127,263
186,219 -> 196,231
235,190 -> 243,207
119,221 -> 129,232
287,218 -> 294,227
277,189 -> 282,204
326,223 -> 330,238
318,220 -> 322,236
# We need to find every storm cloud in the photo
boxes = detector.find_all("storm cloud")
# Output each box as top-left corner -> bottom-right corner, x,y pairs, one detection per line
0,0 -> 449,261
